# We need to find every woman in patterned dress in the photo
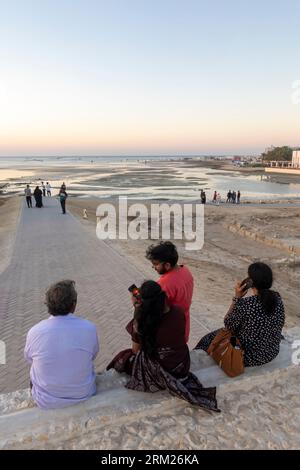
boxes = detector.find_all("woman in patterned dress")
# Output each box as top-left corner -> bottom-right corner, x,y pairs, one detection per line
195,262 -> 285,367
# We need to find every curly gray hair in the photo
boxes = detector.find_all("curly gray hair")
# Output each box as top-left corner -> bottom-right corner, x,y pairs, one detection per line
45,280 -> 77,316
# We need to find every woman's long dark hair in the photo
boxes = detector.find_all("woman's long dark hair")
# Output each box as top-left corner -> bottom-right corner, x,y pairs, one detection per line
135,280 -> 166,358
248,262 -> 278,315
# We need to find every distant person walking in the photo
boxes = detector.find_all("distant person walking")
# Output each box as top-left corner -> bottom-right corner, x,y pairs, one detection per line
33,186 -> 43,208
24,185 -> 32,208
212,191 -> 217,203
41,182 -> 46,197
237,190 -> 241,204
46,182 -> 52,197
200,189 -> 204,203
216,192 -> 221,205
232,191 -> 236,203
61,182 -> 67,191
59,186 -> 68,214
226,190 -> 232,203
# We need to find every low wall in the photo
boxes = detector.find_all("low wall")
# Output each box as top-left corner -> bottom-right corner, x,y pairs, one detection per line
265,168 -> 300,175
226,222 -> 300,256
0,328 -> 299,450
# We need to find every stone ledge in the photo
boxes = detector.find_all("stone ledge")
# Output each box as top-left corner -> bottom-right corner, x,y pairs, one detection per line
0,327 -> 299,449
226,222 -> 300,255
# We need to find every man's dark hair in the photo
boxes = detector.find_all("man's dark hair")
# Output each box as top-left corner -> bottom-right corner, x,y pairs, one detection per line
45,280 -> 77,316
146,241 -> 178,267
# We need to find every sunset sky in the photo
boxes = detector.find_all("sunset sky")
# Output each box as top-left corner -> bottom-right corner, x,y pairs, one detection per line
0,0 -> 299,156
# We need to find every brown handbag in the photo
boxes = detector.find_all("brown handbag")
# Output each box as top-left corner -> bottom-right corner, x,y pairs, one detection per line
207,328 -> 244,377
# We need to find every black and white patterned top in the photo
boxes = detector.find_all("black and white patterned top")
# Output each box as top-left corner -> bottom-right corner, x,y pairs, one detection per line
224,293 -> 285,367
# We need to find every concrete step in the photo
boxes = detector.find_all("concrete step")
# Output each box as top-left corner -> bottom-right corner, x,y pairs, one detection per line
0,328 -> 298,449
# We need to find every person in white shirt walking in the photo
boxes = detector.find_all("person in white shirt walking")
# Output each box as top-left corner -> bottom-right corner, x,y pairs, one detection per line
24,185 -> 32,208
46,182 -> 52,196
41,182 -> 46,197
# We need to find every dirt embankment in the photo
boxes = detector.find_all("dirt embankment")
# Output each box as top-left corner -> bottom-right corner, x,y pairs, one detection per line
0,197 -> 21,274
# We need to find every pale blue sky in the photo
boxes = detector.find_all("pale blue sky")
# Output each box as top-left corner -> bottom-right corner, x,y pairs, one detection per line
0,0 -> 299,155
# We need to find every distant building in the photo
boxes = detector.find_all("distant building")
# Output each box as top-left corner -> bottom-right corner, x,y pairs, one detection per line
292,150 -> 300,168
265,149 -> 300,174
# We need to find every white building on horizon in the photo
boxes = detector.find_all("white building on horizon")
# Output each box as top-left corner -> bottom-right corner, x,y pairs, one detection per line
266,149 -> 300,174
292,150 -> 300,168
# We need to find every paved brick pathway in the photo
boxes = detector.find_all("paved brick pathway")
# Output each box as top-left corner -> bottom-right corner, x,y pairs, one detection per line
0,197 -> 206,393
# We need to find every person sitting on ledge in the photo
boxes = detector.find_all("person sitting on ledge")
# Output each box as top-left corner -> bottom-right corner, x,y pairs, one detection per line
146,241 -> 194,343
195,262 -> 285,367
24,280 -> 99,409
107,280 -> 219,412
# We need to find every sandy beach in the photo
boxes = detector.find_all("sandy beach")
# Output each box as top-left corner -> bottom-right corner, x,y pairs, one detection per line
1,157 -> 299,345
1,192 -> 299,333
68,197 -> 300,332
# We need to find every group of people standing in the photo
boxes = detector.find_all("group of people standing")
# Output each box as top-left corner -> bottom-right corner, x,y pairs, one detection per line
24,241 -> 285,413
226,190 -> 241,203
24,182 -> 68,213
24,185 -> 46,208
200,189 -> 241,204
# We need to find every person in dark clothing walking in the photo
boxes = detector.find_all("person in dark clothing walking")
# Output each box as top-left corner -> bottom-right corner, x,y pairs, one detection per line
59,187 -> 68,214
24,185 -> 32,208
33,186 -> 43,208
226,190 -> 232,203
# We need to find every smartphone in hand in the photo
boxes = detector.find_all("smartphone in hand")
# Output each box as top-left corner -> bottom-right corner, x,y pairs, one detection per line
241,277 -> 253,292
128,284 -> 141,304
